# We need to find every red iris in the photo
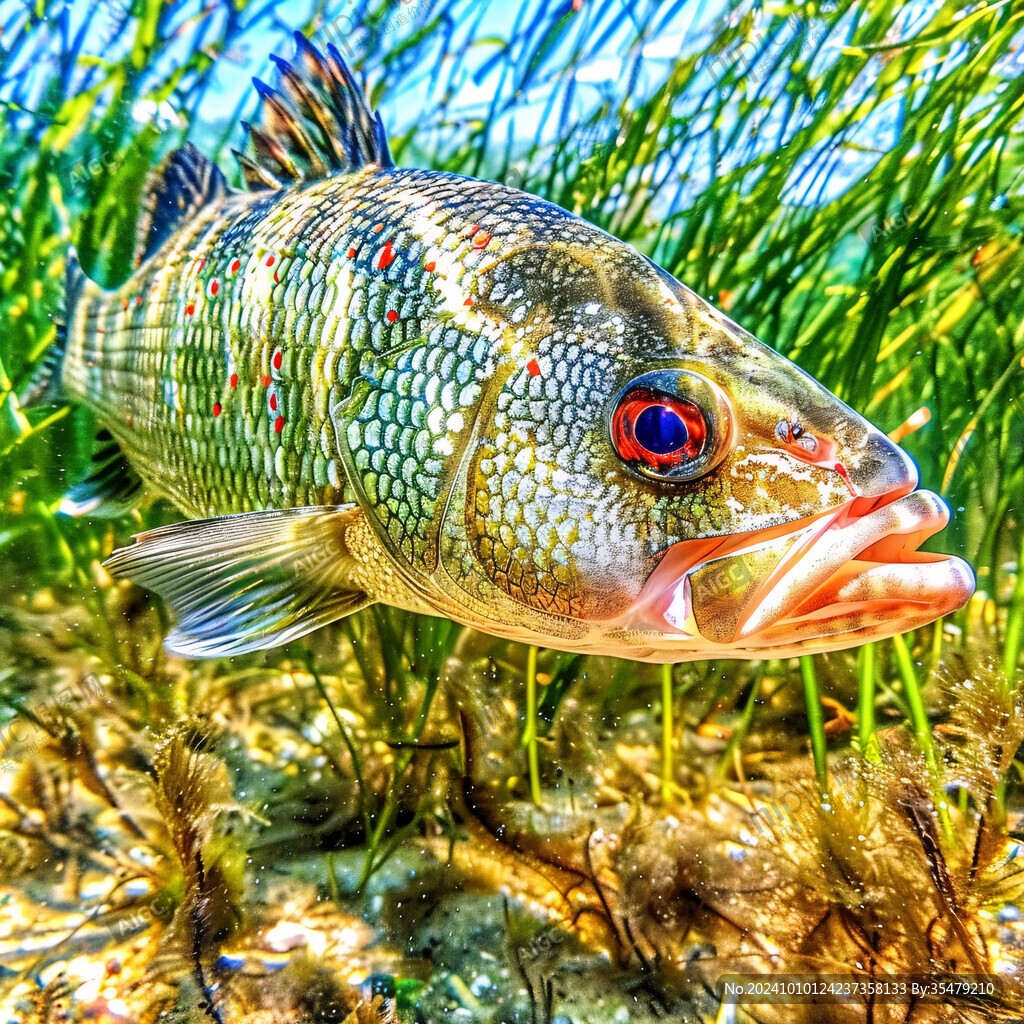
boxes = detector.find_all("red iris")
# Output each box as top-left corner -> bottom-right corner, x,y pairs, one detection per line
611,388 -> 706,470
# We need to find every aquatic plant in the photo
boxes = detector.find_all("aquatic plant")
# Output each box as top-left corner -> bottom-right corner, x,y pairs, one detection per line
0,0 -> 1022,1020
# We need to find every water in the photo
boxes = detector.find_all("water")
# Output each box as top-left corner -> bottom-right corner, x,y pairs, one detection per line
0,1 -> 1022,1021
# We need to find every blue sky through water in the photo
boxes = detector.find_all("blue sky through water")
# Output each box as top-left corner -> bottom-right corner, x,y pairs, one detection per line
2,1 -> 1002,217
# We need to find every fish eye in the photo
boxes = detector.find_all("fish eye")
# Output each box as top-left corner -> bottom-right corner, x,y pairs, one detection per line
609,370 -> 732,482
612,390 -> 705,468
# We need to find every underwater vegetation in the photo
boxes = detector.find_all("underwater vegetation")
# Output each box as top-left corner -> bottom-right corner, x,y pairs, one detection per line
0,0 -> 1023,1021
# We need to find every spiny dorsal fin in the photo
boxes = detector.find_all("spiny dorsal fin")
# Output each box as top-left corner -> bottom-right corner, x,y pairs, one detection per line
234,32 -> 393,191
135,142 -> 229,266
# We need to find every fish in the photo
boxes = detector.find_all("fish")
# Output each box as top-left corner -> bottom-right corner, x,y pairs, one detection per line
30,33 -> 974,663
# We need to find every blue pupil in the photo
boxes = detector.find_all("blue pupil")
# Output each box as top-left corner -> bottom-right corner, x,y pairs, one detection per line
634,404 -> 688,455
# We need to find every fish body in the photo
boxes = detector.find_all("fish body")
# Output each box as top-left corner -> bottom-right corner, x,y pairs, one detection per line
43,35 -> 973,661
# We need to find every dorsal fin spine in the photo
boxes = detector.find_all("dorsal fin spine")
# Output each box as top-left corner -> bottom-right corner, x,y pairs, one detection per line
268,52 -> 343,169
252,75 -> 327,179
236,32 -> 392,191
231,147 -> 282,190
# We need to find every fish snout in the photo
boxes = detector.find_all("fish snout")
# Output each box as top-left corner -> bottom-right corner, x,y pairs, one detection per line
847,428 -> 919,500
622,482 -> 974,660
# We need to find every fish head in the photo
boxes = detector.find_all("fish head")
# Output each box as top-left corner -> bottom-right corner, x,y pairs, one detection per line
445,238 -> 974,661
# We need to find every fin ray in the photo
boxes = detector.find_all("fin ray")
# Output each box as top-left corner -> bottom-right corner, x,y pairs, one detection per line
59,430 -> 145,517
21,248 -> 87,407
236,32 -> 393,190
136,143 -> 229,266
104,506 -> 373,656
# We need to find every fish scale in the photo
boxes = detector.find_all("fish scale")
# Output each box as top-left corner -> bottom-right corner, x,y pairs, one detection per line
64,165 -> 594,545
38,32 -> 971,661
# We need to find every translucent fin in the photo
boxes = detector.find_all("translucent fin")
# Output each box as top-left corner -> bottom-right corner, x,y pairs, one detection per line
104,505 -> 373,657
135,143 -> 229,266
59,431 -> 144,517
234,32 -> 393,190
22,247 -> 87,407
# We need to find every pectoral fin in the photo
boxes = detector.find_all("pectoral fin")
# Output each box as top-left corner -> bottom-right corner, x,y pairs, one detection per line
104,505 -> 373,657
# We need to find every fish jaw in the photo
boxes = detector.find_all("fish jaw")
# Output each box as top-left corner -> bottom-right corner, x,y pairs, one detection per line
622,488 -> 975,660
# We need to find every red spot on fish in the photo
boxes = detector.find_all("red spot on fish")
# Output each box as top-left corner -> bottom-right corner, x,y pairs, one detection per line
472,231 -> 492,249
834,461 -> 857,496
348,247 -> 357,258
209,279 -> 219,297
424,261 -> 436,273
378,240 -> 396,270
135,295 -> 142,307
463,223 -> 479,236
572,0 -> 583,10
273,269 -> 280,283
386,309 -> 398,322
229,258 -> 241,275
120,296 -> 129,310
527,358 -> 541,377
274,415 -> 285,433
194,257 -> 207,272
273,349 -> 283,371
261,374 -> 271,388
265,255 -> 275,267
373,223 -> 384,233
464,296 -> 474,306
270,393 -> 277,412
185,302 -> 195,316
230,373 -> 238,388
213,402 -> 222,417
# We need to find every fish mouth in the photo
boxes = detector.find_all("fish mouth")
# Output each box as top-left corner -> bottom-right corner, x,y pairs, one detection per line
626,488 -> 975,657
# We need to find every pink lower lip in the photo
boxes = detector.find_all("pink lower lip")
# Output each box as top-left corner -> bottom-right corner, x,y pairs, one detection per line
627,489 -> 975,651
